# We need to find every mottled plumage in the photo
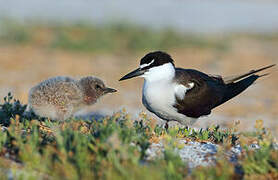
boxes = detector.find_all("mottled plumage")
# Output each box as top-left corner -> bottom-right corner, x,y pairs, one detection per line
28,76 -> 116,121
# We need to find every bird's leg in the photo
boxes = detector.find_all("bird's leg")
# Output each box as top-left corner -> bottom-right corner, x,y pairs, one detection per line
165,122 -> 169,130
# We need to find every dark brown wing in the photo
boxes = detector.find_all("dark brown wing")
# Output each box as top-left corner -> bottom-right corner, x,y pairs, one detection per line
173,68 -> 226,118
173,64 -> 275,118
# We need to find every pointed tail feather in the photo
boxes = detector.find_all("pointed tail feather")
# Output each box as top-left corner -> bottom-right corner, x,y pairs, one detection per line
223,64 -> 276,84
219,75 -> 259,106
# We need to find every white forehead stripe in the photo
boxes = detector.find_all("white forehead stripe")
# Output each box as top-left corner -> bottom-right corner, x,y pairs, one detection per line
174,82 -> 194,100
140,59 -> 155,69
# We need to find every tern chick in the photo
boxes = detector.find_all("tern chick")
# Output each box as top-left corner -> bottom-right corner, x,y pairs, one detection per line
28,76 -> 116,121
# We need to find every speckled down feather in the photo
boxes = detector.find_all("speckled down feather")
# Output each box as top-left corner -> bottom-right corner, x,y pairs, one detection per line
28,76 -> 116,121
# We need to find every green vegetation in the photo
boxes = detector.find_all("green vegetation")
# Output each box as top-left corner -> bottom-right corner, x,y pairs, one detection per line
2,20 -> 278,54
0,93 -> 277,179
0,20 -> 231,53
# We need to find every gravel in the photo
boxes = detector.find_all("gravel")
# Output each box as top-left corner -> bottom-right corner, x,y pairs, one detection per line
145,139 -> 265,169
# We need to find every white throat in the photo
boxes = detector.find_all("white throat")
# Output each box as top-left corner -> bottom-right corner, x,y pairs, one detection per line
141,62 -> 175,83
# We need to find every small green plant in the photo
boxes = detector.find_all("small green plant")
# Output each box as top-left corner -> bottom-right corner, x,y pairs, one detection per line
176,125 -> 238,145
241,120 -> 278,179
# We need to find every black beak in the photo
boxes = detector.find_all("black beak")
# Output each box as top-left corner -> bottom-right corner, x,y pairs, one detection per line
119,68 -> 145,81
104,87 -> 117,93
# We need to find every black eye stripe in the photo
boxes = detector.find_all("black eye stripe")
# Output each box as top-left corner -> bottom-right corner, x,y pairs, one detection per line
140,63 -> 156,70
140,58 -> 155,66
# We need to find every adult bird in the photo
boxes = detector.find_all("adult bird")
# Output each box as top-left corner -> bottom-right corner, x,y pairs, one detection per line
119,51 -> 275,128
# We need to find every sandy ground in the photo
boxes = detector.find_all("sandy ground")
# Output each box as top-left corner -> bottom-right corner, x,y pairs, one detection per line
0,38 -> 277,136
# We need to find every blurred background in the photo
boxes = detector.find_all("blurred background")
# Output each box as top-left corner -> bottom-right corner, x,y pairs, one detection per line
0,0 -> 277,135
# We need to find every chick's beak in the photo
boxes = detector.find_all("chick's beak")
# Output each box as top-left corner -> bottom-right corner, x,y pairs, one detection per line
104,87 -> 117,94
119,68 -> 146,81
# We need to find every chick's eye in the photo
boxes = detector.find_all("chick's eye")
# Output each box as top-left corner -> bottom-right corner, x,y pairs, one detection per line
95,84 -> 101,89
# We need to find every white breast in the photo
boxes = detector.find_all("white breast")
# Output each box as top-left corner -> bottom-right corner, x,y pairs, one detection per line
143,80 -> 176,117
141,63 -> 196,125
142,81 -> 197,125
